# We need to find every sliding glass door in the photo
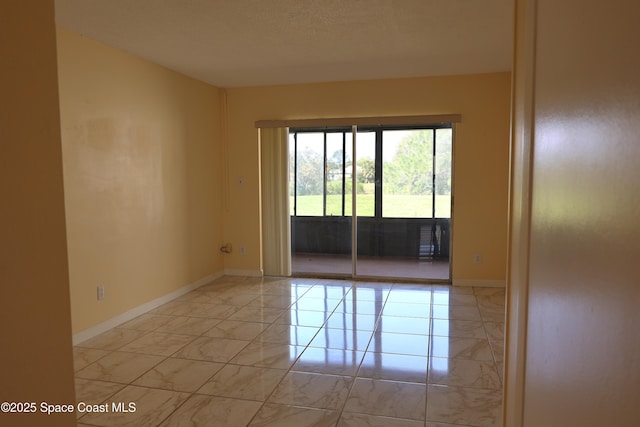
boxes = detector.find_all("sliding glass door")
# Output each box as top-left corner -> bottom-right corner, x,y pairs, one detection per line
356,128 -> 452,280
289,130 -> 352,276
289,125 -> 453,281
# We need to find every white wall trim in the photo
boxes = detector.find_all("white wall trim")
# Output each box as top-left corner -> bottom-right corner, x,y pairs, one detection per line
453,279 -> 506,288
72,271 -> 224,345
223,269 -> 264,277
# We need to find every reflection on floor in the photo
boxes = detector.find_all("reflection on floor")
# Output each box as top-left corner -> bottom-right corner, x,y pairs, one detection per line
292,253 -> 451,280
74,276 -> 504,427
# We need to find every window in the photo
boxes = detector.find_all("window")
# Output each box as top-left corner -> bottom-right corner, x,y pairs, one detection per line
382,128 -> 452,218
289,124 -> 452,219
290,132 -> 324,216
289,128 -> 373,217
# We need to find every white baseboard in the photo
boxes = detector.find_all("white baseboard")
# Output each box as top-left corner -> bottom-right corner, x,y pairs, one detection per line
72,271 -> 224,345
453,279 -> 506,288
223,269 -> 263,277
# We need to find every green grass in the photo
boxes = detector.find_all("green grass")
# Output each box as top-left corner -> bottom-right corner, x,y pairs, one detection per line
291,194 -> 451,218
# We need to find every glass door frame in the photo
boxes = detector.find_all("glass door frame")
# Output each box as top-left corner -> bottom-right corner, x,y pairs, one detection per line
289,124 -> 455,283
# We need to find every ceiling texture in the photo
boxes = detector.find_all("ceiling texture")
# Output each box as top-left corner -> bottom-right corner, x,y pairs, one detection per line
55,0 -> 513,88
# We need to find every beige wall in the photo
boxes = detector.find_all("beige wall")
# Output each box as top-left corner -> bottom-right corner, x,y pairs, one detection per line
57,28 -> 225,333
224,73 -> 511,282
0,2 -> 76,426
507,0 -> 640,425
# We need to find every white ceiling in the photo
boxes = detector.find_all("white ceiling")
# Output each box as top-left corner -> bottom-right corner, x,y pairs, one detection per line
55,0 -> 513,88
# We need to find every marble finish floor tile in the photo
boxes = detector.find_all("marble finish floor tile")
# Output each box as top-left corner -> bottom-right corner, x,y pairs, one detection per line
206,292 -> 260,307
358,352 -> 428,383
152,301 -> 240,319
154,316 -> 221,335
175,290 -> 223,304
346,285 -> 391,303
478,308 -> 505,323
73,276 -> 505,427
117,314 -> 175,332
73,347 -> 111,371
275,309 -> 332,327
269,371 -> 354,410
432,319 -> 487,339
293,347 -> 365,376
473,288 -> 505,297
76,351 -> 164,384
496,361 -> 504,383
293,297 -> 342,313
375,316 -> 430,335
386,289 -> 432,305
431,336 -> 494,360
74,378 -> 125,405
475,294 -> 506,310
227,306 -> 284,323
261,282 -> 313,296
432,305 -> 483,321
338,412 -> 425,427
230,341 -> 305,369
331,298 -> 385,316
308,328 -> 374,351
185,302 -> 243,319
79,385 -> 189,427
249,403 -> 340,427
344,377 -> 427,420
426,384 -> 502,427
77,328 -> 149,351
483,322 -> 505,344
428,358 -> 502,389
133,357 -> 224,392
303,285 -> 351,300
119,332 -> 196,356
159,394 -> 262,427
433,292 -> 476,307
248,294 -> 297,309
367,332 -> 430,356
203,319 -> 268,340
489,340 -> 504,363
382,302 -> 432,318
197,364 -> 287,400
425,423 -> 475,427
150,301 -> 204,316
257,289 -> 306,300
257,323 -> 321,346
174,336 -> 250,363
325,312 -> 379,331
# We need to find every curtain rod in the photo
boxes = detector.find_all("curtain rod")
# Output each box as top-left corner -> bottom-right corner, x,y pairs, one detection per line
255,114 -> 461,128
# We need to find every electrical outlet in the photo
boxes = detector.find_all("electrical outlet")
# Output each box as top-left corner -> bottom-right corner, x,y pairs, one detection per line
474,253 -> 482,264
97,284 -> 105,300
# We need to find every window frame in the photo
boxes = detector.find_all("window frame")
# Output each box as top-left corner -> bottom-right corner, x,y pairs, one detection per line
289,123 -> 452,219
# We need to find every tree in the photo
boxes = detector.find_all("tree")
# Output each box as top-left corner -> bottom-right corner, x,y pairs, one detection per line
384,131 -> 433,195
357,157 -> 375,183
295,147 -> 323,196
326,149 -> 343,182
434,131 -> 452,195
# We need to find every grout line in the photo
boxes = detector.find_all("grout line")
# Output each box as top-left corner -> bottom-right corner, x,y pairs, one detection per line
74,276 -> 504,426
243,286 -> 335,425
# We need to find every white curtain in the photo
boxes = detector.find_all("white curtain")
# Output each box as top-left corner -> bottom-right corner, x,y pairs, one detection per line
259,127 -> 291,276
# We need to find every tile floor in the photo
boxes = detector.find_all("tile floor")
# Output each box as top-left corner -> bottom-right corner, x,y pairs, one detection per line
73,276 -> 505,427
